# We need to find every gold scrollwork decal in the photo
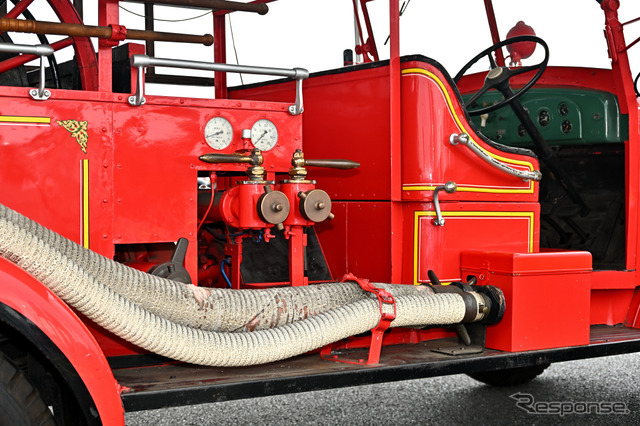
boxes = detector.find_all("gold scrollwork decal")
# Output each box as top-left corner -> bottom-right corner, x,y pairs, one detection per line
57,119 -> 88,153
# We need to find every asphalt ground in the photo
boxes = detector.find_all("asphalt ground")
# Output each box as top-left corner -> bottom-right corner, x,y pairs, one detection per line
125,351 -> 640,425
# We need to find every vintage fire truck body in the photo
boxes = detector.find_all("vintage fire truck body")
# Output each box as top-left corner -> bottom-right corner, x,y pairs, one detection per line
0,0 -> 639,424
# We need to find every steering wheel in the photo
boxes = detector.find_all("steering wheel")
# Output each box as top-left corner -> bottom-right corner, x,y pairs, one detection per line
454,35 -> 549,116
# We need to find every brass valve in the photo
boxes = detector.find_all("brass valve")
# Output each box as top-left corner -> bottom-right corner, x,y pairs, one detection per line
200,148 -> 266,181
287,149 -> 360,182
298,189 -> 334,222
289,149 -> 309,181
258,185 -> 290,230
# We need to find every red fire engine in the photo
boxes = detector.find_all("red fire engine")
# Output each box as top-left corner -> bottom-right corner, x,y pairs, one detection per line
0,0 -> 639,424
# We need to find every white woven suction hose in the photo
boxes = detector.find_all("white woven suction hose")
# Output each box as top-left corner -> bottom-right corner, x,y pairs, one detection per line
0,204 -> 467,367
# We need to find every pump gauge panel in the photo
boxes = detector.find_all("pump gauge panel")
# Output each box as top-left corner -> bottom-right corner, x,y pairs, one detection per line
204,116 -> 233,150
250,119 -> 278,151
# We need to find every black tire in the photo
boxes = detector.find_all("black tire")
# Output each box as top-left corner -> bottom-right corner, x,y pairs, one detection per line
467,363 -> 550,387
0,351 -> 55,426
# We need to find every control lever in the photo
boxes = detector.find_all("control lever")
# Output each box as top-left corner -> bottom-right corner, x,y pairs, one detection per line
147,237 -> 192,283
303,158 -> 360,169
282,150 -> 359,223
287,149 -> 359,181
199,148 -> 265,181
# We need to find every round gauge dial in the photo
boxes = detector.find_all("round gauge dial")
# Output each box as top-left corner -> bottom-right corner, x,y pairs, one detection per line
251,119 -> 278,151
559,103 -> 569,116
538,110 -> 550,127
204,117 -> 233,150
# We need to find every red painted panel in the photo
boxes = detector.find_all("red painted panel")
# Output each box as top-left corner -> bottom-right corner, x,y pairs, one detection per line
345,202 -> 391,282
407,202 -> 540,284
0,95 -> 113,253
316,201 -> 392,282
591,289 -> 635,326
400,61 -> 539,203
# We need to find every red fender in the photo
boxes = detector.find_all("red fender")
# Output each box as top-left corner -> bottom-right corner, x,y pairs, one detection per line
0,258 -> 124,425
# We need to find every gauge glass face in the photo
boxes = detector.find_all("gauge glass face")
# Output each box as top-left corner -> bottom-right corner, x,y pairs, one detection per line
204,117 -> 233,150
251,119 -> 278,151
538,110 -> 550,127
559,103 -> 569,116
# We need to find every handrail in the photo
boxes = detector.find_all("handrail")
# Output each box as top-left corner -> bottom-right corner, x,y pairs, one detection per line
449,133 -> 542,182
0,17 -> 214,46
128,0 -> 269,15
0,42 -> 53,100
128,54 -> 309,115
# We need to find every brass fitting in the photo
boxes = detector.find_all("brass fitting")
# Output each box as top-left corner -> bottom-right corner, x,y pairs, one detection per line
288,149 -> 309,182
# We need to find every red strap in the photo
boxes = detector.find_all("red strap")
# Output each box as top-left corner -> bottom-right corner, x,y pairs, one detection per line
341,273 -> 396,327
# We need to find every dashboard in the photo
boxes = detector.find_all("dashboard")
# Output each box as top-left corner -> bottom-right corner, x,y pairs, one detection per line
463,88 -> 626,147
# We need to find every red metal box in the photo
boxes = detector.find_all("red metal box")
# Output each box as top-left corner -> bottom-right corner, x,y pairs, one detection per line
460,250 -> 592,352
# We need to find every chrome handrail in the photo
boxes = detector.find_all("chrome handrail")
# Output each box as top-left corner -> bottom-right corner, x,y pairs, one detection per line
449,133 -> 542,182
128,54 -> 309,115
0,42 -> 54,101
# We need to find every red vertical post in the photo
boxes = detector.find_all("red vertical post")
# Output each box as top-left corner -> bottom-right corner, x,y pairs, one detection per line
97,0 -> 118,92
600,0 -> 639,274
483,0 -> 505,66
389,0 -> 403,283
214,13 -> 227,99
229,236 -> 244,289
288,226 -> 308,286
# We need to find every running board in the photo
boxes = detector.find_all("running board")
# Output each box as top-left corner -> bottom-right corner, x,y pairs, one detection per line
115,325 -> 640,412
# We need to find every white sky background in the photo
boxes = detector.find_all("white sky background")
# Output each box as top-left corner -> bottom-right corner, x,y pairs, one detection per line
7,0 -> 640,97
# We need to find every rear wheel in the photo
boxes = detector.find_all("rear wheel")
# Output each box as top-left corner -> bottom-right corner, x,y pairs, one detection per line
0,351 -> 55,426
467,363 -> 550,386
1,0 -> 98,90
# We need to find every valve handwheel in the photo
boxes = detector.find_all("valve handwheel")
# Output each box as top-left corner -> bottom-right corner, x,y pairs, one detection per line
453,35 -> 549,116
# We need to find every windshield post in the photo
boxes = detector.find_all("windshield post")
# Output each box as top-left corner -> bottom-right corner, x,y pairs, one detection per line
483,0 -> 505,66
600,0 -> 638,271
389,0 -> 403,282
213,13 -> 227,98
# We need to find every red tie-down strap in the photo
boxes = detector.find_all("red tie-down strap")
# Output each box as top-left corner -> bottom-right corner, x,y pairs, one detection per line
341,273 -> 397,325
330,273 -> 397,365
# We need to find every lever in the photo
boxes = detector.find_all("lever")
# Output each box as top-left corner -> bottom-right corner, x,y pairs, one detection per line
288,149 -> 359,181
304,158 -> 360,169
147,237 -> 192,283
199,148 -> 265,181
199,148 -> 263,165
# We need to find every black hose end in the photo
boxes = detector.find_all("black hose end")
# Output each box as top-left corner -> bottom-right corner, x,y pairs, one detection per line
473,285 -> 506,325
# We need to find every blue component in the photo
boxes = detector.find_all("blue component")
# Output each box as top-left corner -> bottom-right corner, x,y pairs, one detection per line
221,257 -> 232,288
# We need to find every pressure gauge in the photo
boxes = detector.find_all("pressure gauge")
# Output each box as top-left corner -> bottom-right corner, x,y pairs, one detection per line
250,119 -> 278,151
204,117 -> 233,150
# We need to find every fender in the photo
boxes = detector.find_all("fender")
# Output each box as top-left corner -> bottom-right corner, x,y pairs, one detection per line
0,257 -> 124,425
